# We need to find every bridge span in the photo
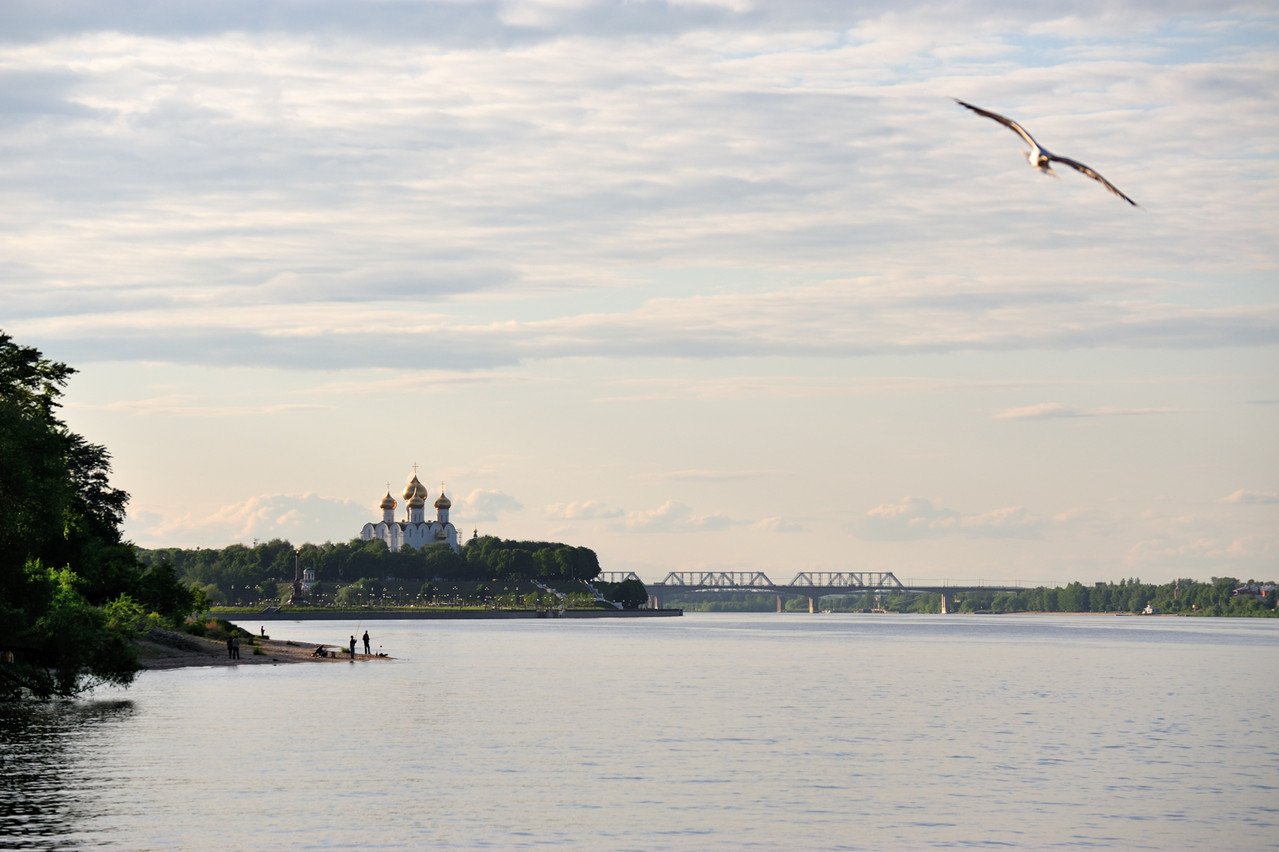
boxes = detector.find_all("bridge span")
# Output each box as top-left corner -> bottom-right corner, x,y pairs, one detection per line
596,571 -> 1024,614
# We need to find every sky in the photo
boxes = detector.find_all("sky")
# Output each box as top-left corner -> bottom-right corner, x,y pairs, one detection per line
3,0 -> 1277,586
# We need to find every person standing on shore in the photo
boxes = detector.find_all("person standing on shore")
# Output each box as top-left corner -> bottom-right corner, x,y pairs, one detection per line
226,636 -> 234,659
349,635 -> 356,658
362,631 -> 370,655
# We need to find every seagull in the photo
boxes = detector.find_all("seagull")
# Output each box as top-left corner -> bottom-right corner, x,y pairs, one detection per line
953,98 -> 1138,207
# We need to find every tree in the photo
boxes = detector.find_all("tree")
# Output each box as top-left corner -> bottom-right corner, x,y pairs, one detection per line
24,567 -> 139,698
1058,582 -> 1089,613
134,558 -> 199,623
419,545 -> 465,579
0,332 -> 194,699
605,578 -> 648,609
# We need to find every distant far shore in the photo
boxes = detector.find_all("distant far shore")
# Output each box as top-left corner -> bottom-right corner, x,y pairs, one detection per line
218,607 -> 684,621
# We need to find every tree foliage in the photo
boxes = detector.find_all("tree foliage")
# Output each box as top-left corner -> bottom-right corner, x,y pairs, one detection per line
946,577 -> 1275,616
661,576 -> 1276,617
593,577 -> 648,609
141,534 -> 604,600
0,332 -> 199,700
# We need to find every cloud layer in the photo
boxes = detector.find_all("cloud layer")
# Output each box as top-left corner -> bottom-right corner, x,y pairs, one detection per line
5,2 -> 1275,583
4,4 -> 1277,374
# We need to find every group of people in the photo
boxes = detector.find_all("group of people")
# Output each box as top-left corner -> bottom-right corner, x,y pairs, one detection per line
237,629 -> 381,661
349,631 -> 372,657
312,631 -> 379,659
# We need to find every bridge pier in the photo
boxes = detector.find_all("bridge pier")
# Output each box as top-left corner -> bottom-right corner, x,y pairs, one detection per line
939,591 -> 953,614
775,594 -> 783,613
809,596 -> 818,614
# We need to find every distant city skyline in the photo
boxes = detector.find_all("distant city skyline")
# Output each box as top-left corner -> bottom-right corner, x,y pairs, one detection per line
3,1 -> 1276,584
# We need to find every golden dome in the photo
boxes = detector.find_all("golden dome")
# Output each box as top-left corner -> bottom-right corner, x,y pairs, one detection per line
379,490 -> 397,510
403,474 -> 428,502
434,492 -> 451,510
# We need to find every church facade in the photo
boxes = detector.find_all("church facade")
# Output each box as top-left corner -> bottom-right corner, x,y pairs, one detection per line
360,470 -> 459,552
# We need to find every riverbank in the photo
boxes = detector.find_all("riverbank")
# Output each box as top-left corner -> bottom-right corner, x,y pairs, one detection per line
218,607 -> 683,621
135,628 -> 390,670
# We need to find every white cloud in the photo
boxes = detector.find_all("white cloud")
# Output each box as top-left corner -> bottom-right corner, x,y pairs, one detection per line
994,402 -> 1085,420
5,8 -> 1277,373
622,500 -> 737,533
1221,489 -> 1279,505
639,467 -> 777,482
858,496 -> 1043,540
544,500 -> 625,520
1124,533 -> 1278,570
994,402 -> 1186,420
100,395 -> 328,418
859,496 -> 959,540
129,492 -> 368,548
753,516 -> 805,533
16,277 -> 1276,372
455,489 -> 524,522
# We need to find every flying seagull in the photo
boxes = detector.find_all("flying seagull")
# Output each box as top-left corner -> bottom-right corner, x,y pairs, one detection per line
953,98 -> 1138,207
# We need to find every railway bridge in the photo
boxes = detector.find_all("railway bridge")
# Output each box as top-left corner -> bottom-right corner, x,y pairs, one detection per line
596,571 -> 1024,614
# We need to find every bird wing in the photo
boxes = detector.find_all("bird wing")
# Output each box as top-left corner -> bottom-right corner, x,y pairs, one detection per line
953,98 -> 1041,150
1047,154 -> 1138,206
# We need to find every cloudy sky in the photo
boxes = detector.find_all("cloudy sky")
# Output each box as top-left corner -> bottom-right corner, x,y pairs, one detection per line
4,0 -> 1276,585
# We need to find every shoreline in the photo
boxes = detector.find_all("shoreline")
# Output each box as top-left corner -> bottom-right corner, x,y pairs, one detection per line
217,608 -> 684,621
135,609 -> 682,672
135,628 -> 390,671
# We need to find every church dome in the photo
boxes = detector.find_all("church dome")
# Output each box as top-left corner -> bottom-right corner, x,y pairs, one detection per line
403,474 -> 428,502
380,490 -> 397,510
434,492 -> 451,510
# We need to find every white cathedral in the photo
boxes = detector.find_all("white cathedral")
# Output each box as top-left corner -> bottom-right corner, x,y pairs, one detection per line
360,468 -> 460,552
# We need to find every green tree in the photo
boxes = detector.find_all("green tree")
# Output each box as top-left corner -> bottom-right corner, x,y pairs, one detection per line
134,557 -> 198,623
1058,582 -> 1089,613
607,578 -> 648,609
0,332 -> 198,699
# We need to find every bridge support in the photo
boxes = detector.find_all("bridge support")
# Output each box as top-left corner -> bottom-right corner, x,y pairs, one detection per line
939,591 -> 953,614
809,596 -> 818,614
775,594 -> 783,613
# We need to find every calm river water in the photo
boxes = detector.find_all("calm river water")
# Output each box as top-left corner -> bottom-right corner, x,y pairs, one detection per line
2,613 -> 1277,849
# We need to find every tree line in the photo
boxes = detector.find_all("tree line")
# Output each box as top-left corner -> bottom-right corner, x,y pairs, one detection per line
958,577 -> 1275,616
664,576 -> 1276,616
138,534 -> 604,606
1,333 -> 199,700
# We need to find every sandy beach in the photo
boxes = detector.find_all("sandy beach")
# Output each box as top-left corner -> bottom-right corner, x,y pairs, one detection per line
136,629 -> 391,670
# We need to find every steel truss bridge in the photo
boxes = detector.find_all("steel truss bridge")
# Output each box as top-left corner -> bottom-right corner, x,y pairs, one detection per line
596,571 -> 1024,613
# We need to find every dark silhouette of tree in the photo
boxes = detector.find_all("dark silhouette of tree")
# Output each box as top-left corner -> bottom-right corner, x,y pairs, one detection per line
1,332 -> 197,700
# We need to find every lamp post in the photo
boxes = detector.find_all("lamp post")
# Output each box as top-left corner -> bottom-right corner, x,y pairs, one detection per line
289,548 -> 304,605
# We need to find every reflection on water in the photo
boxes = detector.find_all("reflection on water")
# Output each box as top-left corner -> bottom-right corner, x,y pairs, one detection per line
0,700 -> 135,848
2,615 -> 1277,849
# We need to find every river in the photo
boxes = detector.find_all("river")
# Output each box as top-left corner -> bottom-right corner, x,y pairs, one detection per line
2,613 -> 1276,849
